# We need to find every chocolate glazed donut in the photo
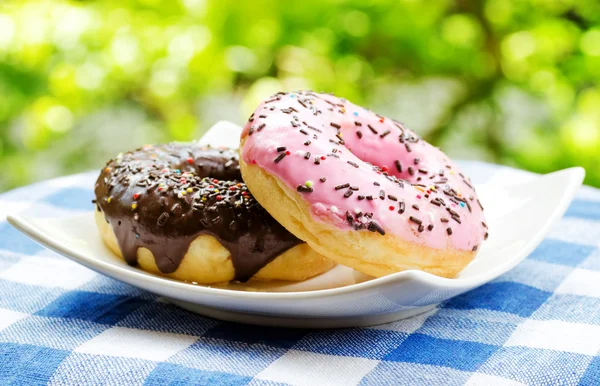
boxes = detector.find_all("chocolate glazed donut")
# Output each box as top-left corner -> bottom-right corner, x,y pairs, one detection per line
94,143 -> 305,282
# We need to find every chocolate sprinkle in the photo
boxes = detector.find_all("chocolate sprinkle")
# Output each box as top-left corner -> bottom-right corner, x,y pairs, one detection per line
394,160 -> 402,173
157,212 -> 169,227
409,216 -> 422,225
398,201 -> 406,214
367,220 -> 385,235
274,153 -> 286,163
297,185 -> 314,193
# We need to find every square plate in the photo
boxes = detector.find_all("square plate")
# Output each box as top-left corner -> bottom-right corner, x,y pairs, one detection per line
6,122 -> 585,328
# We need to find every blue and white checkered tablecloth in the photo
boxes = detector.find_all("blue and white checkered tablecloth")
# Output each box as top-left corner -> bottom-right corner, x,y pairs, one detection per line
1,162 -> 600,386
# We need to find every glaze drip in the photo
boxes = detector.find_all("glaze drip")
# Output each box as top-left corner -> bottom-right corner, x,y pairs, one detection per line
94,143 -> 302,282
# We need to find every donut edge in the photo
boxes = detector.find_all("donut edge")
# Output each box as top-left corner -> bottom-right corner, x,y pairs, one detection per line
239,145 -> 476,279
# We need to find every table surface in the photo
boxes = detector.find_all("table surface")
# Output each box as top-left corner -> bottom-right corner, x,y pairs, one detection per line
1,162 -> 600,386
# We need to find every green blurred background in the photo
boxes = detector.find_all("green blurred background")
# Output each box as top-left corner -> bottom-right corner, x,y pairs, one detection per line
0,0 -> 599,192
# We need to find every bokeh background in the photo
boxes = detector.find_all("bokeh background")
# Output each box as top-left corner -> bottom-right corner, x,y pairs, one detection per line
0,0 -> 599,192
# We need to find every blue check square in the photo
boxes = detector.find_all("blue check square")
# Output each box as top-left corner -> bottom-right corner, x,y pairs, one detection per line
383,333 -> 499,372
360,361 -> 472,386
527,239 -> 594,267
117,303 -> 218,336
579,354 -> 600,386
0,343 -> 70,386
565,200 -> 600,221
203,323 -> 310,349
444,282 -> 552,317
36,290 -> 149,325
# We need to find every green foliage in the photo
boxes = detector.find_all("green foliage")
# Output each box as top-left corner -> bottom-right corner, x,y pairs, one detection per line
0,0 -> 599,190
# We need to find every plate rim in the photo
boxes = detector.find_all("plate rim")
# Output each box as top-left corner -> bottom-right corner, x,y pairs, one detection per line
6,166 -> 585,300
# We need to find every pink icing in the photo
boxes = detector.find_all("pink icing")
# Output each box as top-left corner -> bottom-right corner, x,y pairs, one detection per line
241,91 -> 487,251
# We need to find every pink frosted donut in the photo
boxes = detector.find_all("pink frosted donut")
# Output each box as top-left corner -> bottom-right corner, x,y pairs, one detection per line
239,91 -> 488,278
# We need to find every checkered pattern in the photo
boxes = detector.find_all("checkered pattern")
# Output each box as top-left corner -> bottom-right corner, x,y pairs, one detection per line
1,162 -> 599,386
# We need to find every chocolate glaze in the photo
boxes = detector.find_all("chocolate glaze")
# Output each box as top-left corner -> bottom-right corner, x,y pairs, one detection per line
94,143 -> 302,282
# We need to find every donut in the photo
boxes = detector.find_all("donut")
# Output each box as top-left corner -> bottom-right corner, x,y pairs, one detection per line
240,91 -> 488,278
94,143 -> 335,284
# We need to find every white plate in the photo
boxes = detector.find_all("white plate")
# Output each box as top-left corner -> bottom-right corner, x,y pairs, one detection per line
6,122 -> 585,328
